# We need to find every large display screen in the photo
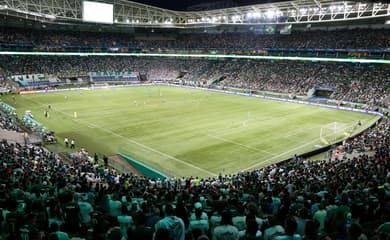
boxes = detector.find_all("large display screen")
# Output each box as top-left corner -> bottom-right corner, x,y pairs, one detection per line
82,1 -> 113,24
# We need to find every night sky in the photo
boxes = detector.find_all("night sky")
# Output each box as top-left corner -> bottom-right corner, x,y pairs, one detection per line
133,0 -> 285,11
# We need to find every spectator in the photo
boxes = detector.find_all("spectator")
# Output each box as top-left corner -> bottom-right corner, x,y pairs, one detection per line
213,210 -> 239,240
154,204 -> 185,240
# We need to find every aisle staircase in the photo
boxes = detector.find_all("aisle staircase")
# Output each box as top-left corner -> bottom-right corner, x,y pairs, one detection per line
190,62 -> 217,83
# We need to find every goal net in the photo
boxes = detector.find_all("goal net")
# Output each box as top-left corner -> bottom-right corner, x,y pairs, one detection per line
320,122 -> 354,145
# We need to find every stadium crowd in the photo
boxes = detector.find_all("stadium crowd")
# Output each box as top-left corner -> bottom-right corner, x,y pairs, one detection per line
0,56 -> 389,108
0,28 -> 389,50
0,112 -> 18,131
0,98 -> 389,240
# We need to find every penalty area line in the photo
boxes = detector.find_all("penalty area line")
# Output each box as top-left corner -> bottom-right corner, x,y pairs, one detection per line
242,134 -> 326,171
207,133 -> 275,156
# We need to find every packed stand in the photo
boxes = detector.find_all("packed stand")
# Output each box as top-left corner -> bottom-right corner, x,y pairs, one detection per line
1,56 -> 388,108
0,28 -> 389,50
0,112 -> 19,132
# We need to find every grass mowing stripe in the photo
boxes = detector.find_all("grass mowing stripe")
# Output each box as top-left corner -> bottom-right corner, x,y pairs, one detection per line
243,116 -> 375,171
243,134 -> 326,171
206,133 -> 276,156
21,96 -> 219,177
7,86 -> 377,177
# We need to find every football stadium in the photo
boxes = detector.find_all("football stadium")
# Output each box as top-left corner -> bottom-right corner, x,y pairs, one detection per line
0,0 -> 389,240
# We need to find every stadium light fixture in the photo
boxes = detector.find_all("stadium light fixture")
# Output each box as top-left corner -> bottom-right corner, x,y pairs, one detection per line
266,10 -> 275,18
299,8 -> 307,15
359,3 -> 367,9
288,9 -> 297,17
45,14 -> 56,20
164,18 -> 173,24
232,15 -> 241,22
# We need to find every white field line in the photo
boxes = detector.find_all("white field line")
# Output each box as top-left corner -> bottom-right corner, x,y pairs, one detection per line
22,97 -> 218,177
243,138 -> 316,171
242,129 -> 339,171
207,133 -> 276,156
280,124 -> 321,139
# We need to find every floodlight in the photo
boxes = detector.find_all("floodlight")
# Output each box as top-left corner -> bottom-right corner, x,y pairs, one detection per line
266,10 -> 275,18
46,14 -> 56,20
359,3 -> 367,9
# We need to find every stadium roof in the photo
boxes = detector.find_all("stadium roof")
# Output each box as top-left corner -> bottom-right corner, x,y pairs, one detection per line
0,0 -> 388,28
132,0 -> 287,11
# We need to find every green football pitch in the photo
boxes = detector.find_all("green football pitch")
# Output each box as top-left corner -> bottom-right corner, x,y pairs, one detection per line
3,86 -> 379,177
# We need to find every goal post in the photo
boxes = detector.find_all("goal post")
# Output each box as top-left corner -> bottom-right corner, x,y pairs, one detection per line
320,122 -> 352,145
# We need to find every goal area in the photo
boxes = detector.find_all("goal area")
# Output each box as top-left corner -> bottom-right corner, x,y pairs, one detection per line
319,121 -> 359,145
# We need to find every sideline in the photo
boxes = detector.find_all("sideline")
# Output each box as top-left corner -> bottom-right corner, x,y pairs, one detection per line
20,83 -> 384,118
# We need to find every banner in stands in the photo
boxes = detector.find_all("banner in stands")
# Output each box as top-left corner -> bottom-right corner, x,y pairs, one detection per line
90,71 -> 139,81
9,74 -> 45,82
